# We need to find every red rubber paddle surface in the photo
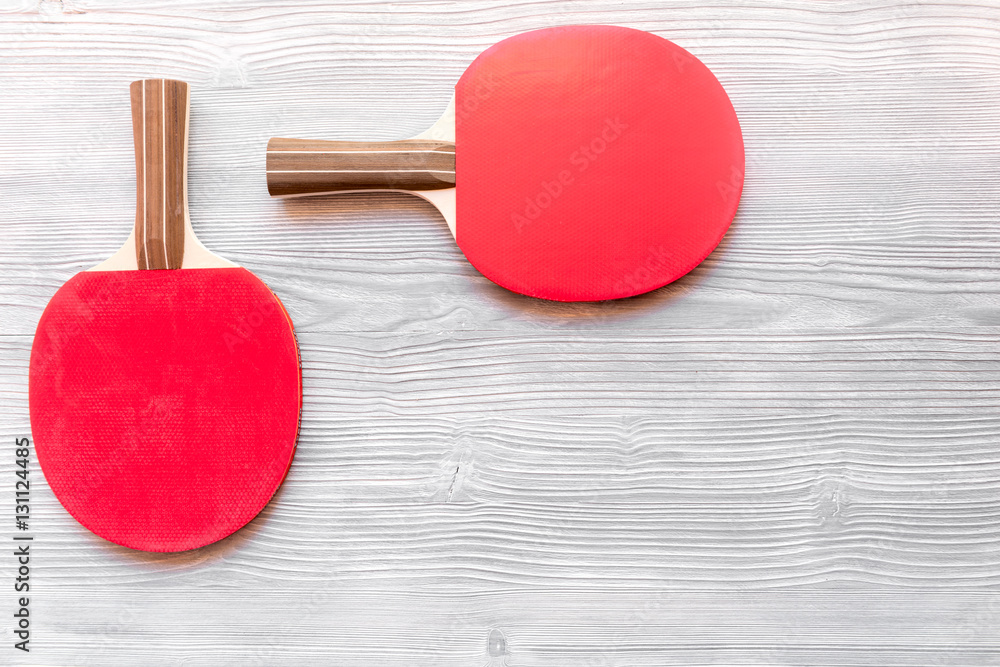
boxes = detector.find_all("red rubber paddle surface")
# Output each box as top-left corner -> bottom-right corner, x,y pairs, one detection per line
455,25 -> 744,301
29,268 -> 301,552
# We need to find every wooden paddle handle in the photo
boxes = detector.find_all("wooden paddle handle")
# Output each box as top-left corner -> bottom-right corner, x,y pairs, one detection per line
131,79 -> 189,270
265,138 -> 456,197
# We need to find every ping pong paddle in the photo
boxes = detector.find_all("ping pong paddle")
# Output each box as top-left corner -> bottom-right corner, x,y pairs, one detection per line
266,25 -> 744,301
29,79 -> 301,552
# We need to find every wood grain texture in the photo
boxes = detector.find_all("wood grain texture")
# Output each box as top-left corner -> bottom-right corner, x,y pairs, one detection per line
267,138 -> 456,196
131,79 -> 188,269
1,0 -> 999,665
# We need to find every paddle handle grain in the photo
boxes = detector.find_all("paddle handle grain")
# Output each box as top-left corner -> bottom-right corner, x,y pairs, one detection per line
131,79 -> 189,270
265,138 -> 456,197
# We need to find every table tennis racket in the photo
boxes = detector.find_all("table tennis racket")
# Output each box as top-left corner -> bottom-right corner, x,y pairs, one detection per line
266,25 -> 744,301
29,79 -> 301,552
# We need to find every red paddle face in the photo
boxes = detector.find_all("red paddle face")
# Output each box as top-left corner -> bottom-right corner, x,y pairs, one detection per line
455,25 -> 744,301
30,268 -> 301,552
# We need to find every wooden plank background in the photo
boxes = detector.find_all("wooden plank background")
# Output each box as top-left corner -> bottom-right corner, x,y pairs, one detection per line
1,0 -> 999,664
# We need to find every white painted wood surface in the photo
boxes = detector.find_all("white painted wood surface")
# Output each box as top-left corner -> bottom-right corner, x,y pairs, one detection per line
1,0 -> 999,664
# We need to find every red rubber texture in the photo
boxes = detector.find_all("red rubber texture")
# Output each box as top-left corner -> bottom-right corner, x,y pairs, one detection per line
29,268 -> 301,552
455,25 -> 744,301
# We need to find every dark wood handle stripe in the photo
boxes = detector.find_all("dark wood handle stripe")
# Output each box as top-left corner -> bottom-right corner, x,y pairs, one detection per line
266,138 -> 456,197
131,79 -> 188,270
